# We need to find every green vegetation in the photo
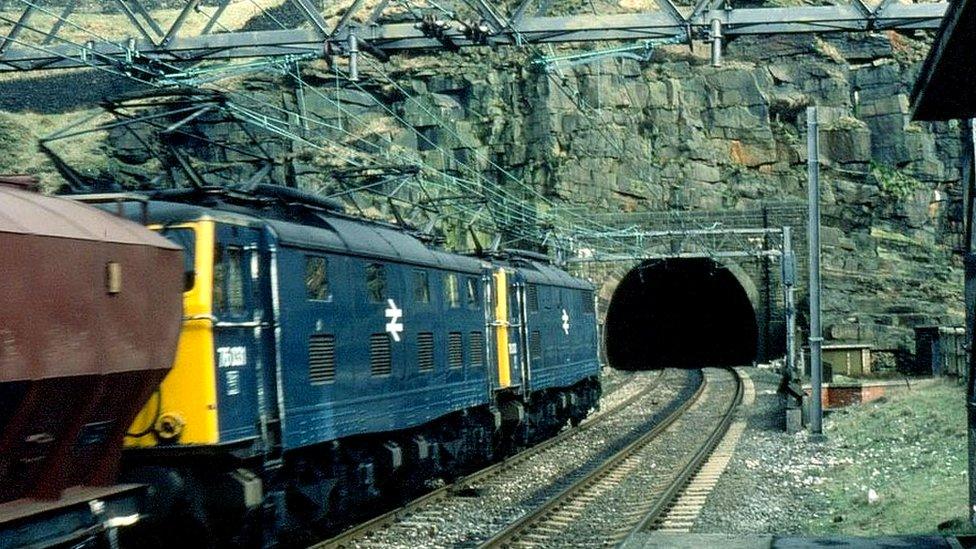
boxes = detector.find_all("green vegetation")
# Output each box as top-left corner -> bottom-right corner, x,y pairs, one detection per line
0,112 -> 32,173
870,161 -> 922,202
0,109 -> 110,191
807,381 -> 968,535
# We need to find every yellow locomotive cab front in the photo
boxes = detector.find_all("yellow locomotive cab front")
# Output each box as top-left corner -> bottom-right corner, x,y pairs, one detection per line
126,220 -> 221,447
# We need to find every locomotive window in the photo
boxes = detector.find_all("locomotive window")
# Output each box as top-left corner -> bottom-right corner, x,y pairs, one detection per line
465,277 -> 479,309
225,247 -> 246,315
444,273 -> 460,308
213,245 -> 246,315
305,256 -> 330,301
413,270 -> 430,304
366,263 -> 386,303
159,227 -> 196,292
213,250 -> 224,310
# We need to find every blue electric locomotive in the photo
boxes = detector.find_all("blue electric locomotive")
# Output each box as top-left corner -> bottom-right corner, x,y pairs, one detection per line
92,187 -> 601,543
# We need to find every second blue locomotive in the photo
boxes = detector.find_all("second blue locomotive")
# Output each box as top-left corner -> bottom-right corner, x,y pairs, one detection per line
107,187 -> 601,543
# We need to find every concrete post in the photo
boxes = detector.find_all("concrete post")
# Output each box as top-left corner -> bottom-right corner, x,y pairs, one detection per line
806,106 -> 825,441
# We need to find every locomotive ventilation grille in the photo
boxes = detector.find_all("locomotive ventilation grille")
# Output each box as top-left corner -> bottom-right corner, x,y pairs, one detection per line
530,331 -> 543,363
470,331 -> 484,368
527,284 -> 539,312
582,290 -> 595,314
370,334 -> 392,376
418,332 -> 434,372
448,332 -> 463,369
309,334 -> 336,384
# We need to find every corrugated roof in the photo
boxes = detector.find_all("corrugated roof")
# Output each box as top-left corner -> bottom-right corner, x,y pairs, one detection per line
517,260 -> 593,289
268,215 -> 484,273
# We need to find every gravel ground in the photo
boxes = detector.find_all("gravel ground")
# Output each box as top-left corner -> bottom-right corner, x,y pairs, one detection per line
694,368 -> 970,537
351,368 -> 698,548
694,367 -> 833,534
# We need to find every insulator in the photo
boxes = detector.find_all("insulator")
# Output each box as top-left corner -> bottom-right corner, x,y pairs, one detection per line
347,33 -> 359,82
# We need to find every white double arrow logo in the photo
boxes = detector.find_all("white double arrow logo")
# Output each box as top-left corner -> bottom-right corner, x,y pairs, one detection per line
385,299 -> 404,342
561,309 -> 570,335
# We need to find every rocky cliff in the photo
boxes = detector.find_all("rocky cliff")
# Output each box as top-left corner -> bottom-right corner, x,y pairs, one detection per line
295,31 -> 964,357
0,28 -> 964,361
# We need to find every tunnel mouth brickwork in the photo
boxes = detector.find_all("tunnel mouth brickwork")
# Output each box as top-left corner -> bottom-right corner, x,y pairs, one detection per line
605,258 -> 759,370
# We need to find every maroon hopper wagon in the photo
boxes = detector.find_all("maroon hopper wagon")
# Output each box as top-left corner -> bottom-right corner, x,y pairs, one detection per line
0,176 -> 183,547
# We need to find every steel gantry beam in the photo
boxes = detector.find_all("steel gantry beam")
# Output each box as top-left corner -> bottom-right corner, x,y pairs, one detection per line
0,0 -> 948,72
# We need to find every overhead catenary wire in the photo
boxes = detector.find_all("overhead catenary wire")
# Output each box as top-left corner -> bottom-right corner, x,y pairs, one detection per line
274,63 -> 556,245
475,13 -> 725,254
348,54 -> 659,249
6,0 -> 562,248
368,4 -> 720,256
6,0 -> 773,261
11,0 -> 618,251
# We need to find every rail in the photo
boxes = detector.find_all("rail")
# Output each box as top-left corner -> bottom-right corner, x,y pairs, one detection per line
478,367 -> 741,548
313,369 -> 670,548
625,367 -> 744,537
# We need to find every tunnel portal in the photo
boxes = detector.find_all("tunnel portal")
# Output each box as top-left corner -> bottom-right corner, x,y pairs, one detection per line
605,258 -> 759,370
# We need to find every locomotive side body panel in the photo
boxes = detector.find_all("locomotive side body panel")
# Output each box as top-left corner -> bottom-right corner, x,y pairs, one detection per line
274,242 -> 492,449
517,261 -> 601,394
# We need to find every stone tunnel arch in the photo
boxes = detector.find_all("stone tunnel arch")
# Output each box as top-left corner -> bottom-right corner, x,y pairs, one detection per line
603,257 -> 761,370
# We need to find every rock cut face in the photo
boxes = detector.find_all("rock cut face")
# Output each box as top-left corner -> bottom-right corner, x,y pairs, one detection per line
605,258 -> 758,370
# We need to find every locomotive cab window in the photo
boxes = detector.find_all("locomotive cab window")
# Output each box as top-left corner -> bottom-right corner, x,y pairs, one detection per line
306,256 -> 330,301
444,273 -> 460,308
366,263 -> 386,303
158,227 -> 196,292
214,244 -> 247,316
465,277 -> 479,309
413,270 -> 430,304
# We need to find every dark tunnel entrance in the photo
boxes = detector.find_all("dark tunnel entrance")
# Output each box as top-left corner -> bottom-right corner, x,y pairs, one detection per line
605,258 -> 759,370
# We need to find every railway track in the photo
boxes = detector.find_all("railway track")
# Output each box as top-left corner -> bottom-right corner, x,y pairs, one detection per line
646,368 -> 755,534
314,368 -> 697,548
480,367 -> 743,548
